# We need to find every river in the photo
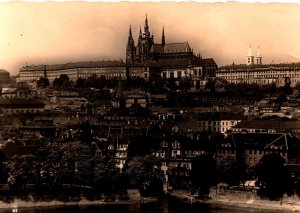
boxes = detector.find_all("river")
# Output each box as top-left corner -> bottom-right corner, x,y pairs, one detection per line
0,197 -> 287,213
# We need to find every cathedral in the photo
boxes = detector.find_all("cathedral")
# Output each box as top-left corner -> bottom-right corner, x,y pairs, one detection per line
126,15 -> 194,63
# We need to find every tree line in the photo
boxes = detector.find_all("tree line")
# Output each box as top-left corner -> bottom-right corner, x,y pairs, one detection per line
0,141 -> 164,202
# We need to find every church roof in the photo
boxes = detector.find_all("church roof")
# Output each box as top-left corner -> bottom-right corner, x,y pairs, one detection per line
164,42 -> 192,53
150,44 -> 164,53
201,58 -> 218,67
150,42 -> 192,54
154,57 -> 217,67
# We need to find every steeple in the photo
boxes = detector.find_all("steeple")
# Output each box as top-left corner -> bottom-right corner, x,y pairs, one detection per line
144,14 -> 150,36
126,25 -> 135,63
138,26 -> 142,46
161,26 -> 165,46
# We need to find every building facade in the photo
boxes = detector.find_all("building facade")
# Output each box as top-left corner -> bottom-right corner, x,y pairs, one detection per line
217,63 -> 300,87
216,132 -> 300,172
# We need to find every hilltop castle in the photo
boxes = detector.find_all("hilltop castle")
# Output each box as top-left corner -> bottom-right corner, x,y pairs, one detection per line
18,16 -> 217,84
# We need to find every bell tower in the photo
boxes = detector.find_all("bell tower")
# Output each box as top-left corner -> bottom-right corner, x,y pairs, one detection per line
247,46 -> 254,65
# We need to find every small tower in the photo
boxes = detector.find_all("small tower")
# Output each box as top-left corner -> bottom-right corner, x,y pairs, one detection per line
247,46 -> 254,65
255,46 -> 262,64
161,26 -> 165,46
126,26 -> 135,63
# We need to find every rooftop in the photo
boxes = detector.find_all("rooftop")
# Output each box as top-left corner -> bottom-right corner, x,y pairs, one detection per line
218,63 -> 300,71
20,60 -> 126,72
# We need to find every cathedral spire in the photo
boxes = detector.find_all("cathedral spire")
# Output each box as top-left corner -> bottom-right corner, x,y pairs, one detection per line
144,14 -> 150,36
162,26 -> 165,46
129,25 -> 133,38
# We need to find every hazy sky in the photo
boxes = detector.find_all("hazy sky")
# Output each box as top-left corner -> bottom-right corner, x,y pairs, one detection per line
0,2 -> 300,75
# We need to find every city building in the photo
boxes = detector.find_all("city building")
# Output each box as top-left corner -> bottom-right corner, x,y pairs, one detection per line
194,112 -> 243,135
231,120 -> 300,139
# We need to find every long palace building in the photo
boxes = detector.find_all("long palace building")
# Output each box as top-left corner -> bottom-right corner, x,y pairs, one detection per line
18,16 -> 217,84
217,63 -> 300,87
217,47 -> 300,87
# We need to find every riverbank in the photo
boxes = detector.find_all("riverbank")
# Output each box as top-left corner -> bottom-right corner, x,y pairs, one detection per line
170,189 -> 300,212
0,189 -> 159,210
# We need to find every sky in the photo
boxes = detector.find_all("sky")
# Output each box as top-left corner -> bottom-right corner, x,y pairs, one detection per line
0,1 -> 300,75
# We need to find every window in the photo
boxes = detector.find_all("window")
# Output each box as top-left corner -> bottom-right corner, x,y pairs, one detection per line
170,72 -> 174,78
177,71 -> 182,78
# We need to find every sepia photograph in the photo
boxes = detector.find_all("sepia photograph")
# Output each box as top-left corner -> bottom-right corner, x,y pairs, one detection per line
0,1 -> 300,212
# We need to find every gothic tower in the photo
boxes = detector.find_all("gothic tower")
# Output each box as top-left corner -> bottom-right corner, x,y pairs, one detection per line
136,15 -> 154,62
126,26 -> 135,63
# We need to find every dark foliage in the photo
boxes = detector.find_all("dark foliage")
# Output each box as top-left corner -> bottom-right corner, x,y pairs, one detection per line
36,77 -> 50,88
256,153 -> 294,200
191,154 -> 217,196
52,74 -> 73,89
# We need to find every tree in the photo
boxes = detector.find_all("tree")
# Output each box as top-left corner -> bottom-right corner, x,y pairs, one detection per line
37,77 -> 50,88
256,153 -> 294,200
205,78 -> 216,93
75,77 -> 85,88
294,81 -> 300,91
0,150 -> 8,184
79,120 -> 93,144
191,154 -> 217,197
6,154 -> 38,189
57,142 -> 94,186
126,155 -> 164,196
52,74 -> 72,90
93,150 -> 109,189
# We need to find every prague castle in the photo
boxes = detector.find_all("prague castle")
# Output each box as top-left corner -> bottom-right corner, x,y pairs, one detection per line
18,16 -> 217,84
